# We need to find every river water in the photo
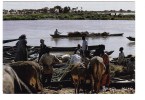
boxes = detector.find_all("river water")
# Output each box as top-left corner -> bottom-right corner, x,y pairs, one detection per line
3,20 -> 135,58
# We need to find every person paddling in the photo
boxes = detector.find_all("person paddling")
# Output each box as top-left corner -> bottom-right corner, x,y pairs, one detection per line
54,29 -> 61,35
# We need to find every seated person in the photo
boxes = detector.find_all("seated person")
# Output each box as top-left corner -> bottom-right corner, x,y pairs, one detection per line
127,56 -> 135,73
74,44 -> 83,56
69,51 -> 82,65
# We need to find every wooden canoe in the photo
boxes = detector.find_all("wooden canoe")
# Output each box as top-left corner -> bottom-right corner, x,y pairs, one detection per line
24,45 -> 100,52
50,33 -> 124,38
51,45 -> 99,51
3,45 -> 114,55
126,36 -> 135,41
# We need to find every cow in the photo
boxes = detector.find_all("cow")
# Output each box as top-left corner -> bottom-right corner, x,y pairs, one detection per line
70,54 -> 91,94
89,56 -> 106,93
9,61 -> 43,93
70,63 -> 87,93
3,65 -> 32,94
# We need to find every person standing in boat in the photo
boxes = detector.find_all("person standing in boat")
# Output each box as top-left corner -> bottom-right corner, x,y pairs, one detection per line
82,36 -> 88,58
54,29 -> 61,35
14,34 -> 28,61
38,39 -> 46,62
118,47 -> 125,65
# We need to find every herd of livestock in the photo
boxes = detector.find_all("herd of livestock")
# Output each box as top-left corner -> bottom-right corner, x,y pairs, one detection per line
3,56 -> 105,94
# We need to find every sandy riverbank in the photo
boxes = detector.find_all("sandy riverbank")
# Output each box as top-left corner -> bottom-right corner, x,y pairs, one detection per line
41,87 -> 135,94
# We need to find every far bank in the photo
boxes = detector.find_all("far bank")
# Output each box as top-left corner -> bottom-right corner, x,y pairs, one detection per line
3,12 -> 135,20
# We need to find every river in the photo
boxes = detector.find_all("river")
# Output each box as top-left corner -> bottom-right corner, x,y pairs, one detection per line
3,20 -> 135,58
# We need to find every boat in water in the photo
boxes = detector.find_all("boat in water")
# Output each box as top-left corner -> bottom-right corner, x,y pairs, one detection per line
50,31 -> 124,38
126,36 -> 135,41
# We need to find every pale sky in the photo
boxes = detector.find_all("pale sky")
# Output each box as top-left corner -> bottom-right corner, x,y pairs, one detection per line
3,1 -> 135,11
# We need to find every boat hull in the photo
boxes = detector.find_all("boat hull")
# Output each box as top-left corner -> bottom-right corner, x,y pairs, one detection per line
126,37 -> 135,41
3,45 -> 114,55
50,33 -> 124,38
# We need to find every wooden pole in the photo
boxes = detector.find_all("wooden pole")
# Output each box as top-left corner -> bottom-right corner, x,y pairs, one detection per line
3,39 -> 19,44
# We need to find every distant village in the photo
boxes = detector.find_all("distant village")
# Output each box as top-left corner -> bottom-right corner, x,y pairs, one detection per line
3,6 -> 135,15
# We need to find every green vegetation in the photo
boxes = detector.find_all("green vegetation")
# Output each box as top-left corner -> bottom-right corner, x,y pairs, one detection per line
110,63 -> 135,80
3,12 -> 135,20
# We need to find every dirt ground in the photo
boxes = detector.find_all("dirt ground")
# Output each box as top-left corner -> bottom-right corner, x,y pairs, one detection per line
41,87 -> 135,94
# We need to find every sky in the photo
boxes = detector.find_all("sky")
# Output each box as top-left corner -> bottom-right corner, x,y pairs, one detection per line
3,1 -> 135,11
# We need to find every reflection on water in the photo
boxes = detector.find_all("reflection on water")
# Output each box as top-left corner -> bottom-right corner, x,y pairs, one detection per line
68,37 -> 82,40
51,38 -> 60,45
128,42 -> 135,46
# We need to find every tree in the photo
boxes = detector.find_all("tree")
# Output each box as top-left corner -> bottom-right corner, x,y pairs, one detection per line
119,9 -> 124,12
42,7 -> 49,13
63,6 -> 70,13
54,5 -> 61,9
54,5 -> 62,13
127,10 -> 131,12
49,8 -> 55,13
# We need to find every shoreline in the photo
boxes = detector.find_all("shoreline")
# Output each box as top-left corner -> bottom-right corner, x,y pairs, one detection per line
3,13 -> 135,20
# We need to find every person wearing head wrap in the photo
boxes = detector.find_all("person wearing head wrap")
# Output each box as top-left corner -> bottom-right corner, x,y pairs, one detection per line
74,44 -> 83,56
118,47 -> 125,65
14,34 -> 28,61
39,47 -> 61,87
99,45 -> 110,92
38,39 -> 46,62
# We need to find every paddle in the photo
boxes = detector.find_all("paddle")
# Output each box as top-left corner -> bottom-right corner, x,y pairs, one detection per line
3,38 -> 19,44
58,31 -> 62,34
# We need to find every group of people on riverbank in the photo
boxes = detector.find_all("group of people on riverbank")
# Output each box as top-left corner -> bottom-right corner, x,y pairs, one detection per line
14,34 -> 62,87
13,33 -> 134,93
